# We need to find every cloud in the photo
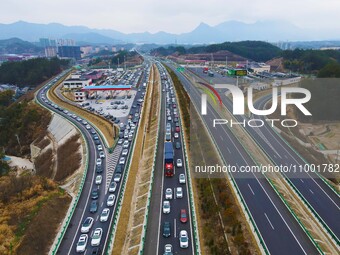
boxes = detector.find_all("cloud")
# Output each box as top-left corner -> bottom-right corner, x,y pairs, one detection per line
1,0 -> 340,33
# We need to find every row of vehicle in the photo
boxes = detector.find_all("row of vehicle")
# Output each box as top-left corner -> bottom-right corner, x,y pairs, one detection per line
158,62 -> 190,254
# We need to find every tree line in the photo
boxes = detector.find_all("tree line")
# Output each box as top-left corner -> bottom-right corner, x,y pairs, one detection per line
0,57 -> 69,88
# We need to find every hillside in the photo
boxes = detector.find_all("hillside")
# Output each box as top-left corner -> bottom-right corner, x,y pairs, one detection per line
151,41 -> 282,62
0,38 -> 42,54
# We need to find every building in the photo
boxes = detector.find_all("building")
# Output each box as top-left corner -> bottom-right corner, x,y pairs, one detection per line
63,77 -> 92,89
45,47 -> 57,58
272,76 -> 301,86
80,46 -> 93,57
74,91 -> 86,102
248,62 -> 271,73
83,70 -> 103,81
58,46 -> 81,60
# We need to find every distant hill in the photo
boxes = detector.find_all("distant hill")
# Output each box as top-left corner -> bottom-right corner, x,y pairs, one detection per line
0,38 -> 42,54
152,41 -> 282,62
0,20 -> 339,45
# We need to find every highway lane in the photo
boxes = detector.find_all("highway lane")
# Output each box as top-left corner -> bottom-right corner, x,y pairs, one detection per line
254,94 -> 340,241
187,67 -> 340,243
37,64 -> 151,254
144,62 -> 195,255
166,62 -> 319,255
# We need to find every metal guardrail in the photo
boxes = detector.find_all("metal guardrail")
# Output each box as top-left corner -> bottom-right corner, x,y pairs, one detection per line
35,81 -> 91,255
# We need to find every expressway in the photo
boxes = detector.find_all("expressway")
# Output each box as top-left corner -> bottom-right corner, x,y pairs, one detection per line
36,64 -> 151,254
188,67 -> 340,244
165,61 -> 320,255
144,62 -> 195,255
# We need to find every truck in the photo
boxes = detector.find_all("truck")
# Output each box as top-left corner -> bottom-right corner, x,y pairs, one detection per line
164,142 -> 174,177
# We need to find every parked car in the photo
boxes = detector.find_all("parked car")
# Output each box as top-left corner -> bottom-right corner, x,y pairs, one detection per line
114,173 -> 122,182
119,157 -> 125,165
81,217 -> 94,233
163,244 -> 173,255
95,175 -> 102,185
91,228 -> 103,247
163,200 -> 170,214
165,188 -> 173,200
91,189 -> 99,199
107,194 -> 116,206
96,158 -> 102,166
76,234 -> 88,253
179,174 -> 186,184
176,159 -> 183,168
90,201 -> 98,213
176,187 -> 183,198
179,230 -> 189,248
180,209 -> 188,223
163,221 -> 171,237
100,208 -> 110,222
109,182 -> 117,193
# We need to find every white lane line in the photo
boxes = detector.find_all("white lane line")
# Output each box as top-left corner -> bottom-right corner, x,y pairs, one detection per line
174,218 -> 177,238
284,155 -> 289,159
309,189 -> 314,195
264,213 -> 275,230
300,179 -> 304,183
96,215 -> 99,221
220,135 -> 224,141
248,184 -> 255,195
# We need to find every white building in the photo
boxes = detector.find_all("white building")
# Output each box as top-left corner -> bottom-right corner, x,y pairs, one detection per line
74,91 -> 86,102
272,76 -> 301,86
249,63 -> 271,73
63,78 -> 92,90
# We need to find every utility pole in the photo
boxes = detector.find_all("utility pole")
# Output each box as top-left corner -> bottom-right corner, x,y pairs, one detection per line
226,56 -> 228,68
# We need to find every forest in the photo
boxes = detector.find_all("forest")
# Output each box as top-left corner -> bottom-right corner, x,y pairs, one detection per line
0,57 -> 69,87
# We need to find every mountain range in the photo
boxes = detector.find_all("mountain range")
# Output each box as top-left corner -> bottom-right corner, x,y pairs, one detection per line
0,20 -> 339,45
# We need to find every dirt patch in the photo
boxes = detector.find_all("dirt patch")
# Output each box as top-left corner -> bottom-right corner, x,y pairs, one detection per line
0,175 -> 70,255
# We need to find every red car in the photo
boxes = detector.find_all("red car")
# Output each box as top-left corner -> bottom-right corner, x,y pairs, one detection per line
173,104 -> 176,108
175,126 -> 180,132
180,209 -> 187,223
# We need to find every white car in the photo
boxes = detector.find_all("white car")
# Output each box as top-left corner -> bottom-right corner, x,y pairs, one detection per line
179,174 -> 186,184
176,187 -> 183,198
107,194 -> 116,206
165,188 -> 173,200
80,217 -> 94,233
95,175 -> 102,185
109,182 -> 117,192
96,158 -> 102,166
99,151 -> 105,158
114,173 -> 122,182
163,200 -> 170,214
91,228 -> 103,247
118,139 -> 123,145
86,124 -> 91,130
174,132 -> 179,139
179,230 -> 189,248
164,244 -> 172,254
123,141 -> 129,148
97,145 -> 103,151
119,157 -> 125,165
176,159 -> 183,168
122,149 -> 128,156
76,234 -> 88,252
100,208 -> 110,222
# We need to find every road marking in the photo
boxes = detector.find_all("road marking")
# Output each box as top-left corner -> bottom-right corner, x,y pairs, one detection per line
174,218 -> 177,238
248,184 -> 255,195
101,202 -> 104,207
284,155 -> 289,159
227,147 -> 231,153
300,179 -> 304,183
220,135 -> 224,141
309,189 -> 314,195
96,215 -> 99,221
264,213 -> 275,230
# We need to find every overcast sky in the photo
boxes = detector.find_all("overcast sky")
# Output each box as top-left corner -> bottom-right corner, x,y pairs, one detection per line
1,0 -> 340,33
